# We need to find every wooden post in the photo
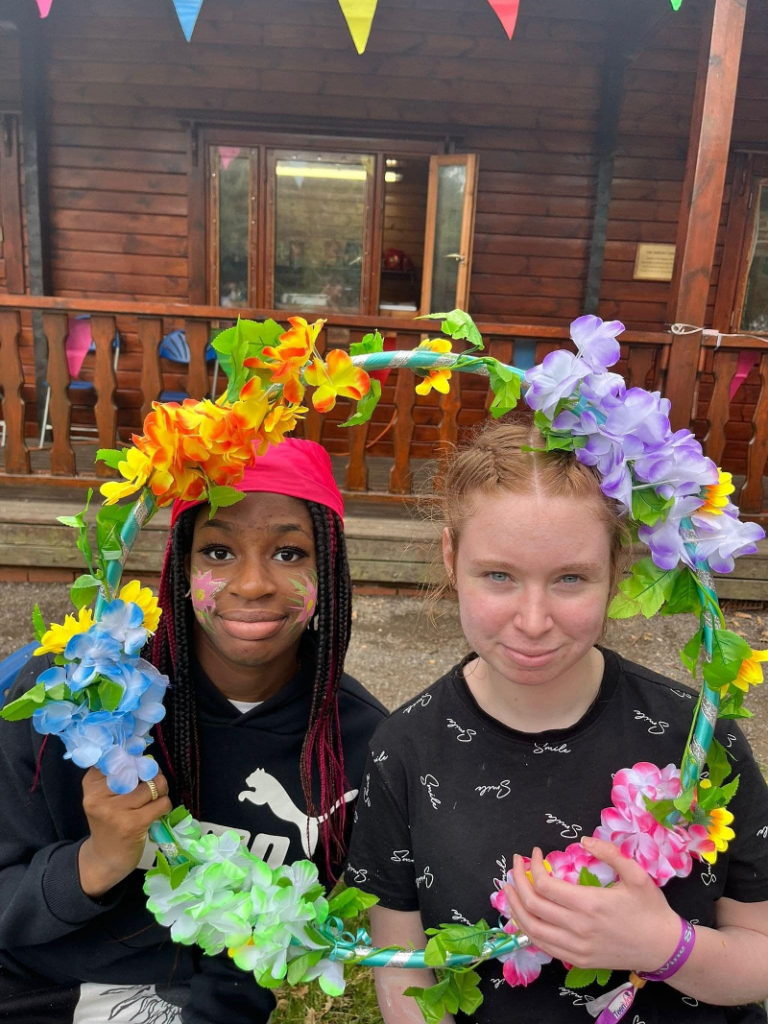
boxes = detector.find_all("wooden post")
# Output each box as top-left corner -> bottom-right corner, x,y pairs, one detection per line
666,0 -> 748,432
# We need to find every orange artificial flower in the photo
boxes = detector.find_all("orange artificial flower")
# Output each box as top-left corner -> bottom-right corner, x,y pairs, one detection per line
304,349 -> 371,414
700,469 -> 735,516
415,338 -> 453,396
244,316 -> 325,405
256,404 -> 307,454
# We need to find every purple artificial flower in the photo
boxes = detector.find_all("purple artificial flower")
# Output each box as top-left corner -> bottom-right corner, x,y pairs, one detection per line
601,388 -> 671,456
633,430 -> 719,500
638,495 -> 702,571
570,315 -> 624,372
601,458 -> 634,514
524,349 -> 589,419
692,509 -> 765,574
580,370 -> 626,403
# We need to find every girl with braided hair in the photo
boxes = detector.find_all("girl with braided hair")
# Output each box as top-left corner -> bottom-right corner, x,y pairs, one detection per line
0,438 -> 385,1024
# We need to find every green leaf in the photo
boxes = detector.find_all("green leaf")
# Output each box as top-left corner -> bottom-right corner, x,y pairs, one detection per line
680,629 -> 703,677
718,685 -> 753,720
706,737 -> 732,788
417,309 -> 484,350
207,485 -> 246,519
98,678 -> 124,713
214,317 -> 285,402
326,885 -> 379,919
673,785 -> 696,816
643,796 -> 677,824
287,949 -> 324,986
486,360 -> 522,419
578,867 -> 602,887
631,487 -> 675,528
96,501 -> 134,558
350,330 -> 384,357
256,970 -> 284,990
339,379 -> 382,428
95,447 -> 130,470
152,851 -> 172,877
452,970 -> 484,1016
169,861 -> 192,890
596,969 -> 613,987
612,558 -> 678,619
32,604 -> 47,643
533,410 -> 551,433
608,590 -> 642,619
702,629 -> 752,690
565,966 -> 598,989
0,681 -> 48,721
404,979 -> 453,1024
167,805 -> 191,828
70,574 -> 101,610
660,569 -> 701,617
46,683 -> 67,701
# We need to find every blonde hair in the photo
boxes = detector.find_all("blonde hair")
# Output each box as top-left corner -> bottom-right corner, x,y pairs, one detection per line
434,419 -> 630,602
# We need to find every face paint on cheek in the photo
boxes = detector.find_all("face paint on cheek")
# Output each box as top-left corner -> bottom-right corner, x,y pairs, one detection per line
286,569 -> 318,633
189,568 -> 227,634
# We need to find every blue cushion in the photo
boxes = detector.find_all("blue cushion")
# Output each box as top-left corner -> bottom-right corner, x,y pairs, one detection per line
159,389 -> 189,403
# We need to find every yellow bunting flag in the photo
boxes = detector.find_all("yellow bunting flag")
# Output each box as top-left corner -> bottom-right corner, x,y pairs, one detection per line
486,0 -> 520,39
337,0 -> 379,55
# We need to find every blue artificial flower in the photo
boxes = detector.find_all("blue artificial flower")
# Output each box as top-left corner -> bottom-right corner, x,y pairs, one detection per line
97,599 -> 148,656
37,666 -> 68,690
65,627 -> 123,691
62,718 -> 117,769
99,735 -> 158,794
32,701 -> 78,735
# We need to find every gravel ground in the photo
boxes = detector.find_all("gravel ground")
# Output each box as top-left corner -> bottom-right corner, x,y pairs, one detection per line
3,583 -> 768,765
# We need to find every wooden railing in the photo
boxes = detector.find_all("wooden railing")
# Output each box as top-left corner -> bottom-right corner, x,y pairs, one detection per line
0,293 -> 737,505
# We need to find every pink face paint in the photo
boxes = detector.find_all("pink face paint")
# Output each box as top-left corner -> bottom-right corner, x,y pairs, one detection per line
190,568 -> 227,634
287,569 -> 318,633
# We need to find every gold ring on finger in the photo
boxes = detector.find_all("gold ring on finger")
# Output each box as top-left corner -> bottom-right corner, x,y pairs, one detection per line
146,778 -> 160,802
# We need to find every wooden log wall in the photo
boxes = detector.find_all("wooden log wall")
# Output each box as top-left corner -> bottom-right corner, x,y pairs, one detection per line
0,0 -> 765,477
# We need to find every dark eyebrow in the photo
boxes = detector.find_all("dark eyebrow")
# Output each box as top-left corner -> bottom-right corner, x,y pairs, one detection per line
198,518 -> 311,538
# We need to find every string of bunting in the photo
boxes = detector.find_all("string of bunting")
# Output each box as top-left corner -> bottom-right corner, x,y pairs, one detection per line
32,0 -> 687,49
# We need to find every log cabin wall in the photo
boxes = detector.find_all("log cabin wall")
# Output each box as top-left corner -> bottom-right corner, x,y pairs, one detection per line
0,0 -> 764,471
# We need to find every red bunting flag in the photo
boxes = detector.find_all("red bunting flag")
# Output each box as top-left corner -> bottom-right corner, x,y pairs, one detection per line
35,0 -> 54,16
485,0 -> 520,39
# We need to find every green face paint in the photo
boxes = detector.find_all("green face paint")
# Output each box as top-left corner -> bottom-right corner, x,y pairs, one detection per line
286,569 -> 318,634
190,568 -> 227,634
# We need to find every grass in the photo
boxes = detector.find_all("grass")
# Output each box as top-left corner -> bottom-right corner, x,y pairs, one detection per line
272,964 -> 383,1024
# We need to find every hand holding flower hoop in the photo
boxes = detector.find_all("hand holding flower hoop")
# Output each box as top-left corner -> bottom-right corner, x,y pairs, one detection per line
2,309 -> 765,1023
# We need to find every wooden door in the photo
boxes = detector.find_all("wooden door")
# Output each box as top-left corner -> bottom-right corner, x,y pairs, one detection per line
419,154 -> 478,315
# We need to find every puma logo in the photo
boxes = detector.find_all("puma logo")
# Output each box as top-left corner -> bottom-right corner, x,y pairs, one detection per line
238,768 -> 357,857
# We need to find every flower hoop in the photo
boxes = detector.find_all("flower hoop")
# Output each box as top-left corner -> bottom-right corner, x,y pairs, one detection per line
3,310 -> 764,1022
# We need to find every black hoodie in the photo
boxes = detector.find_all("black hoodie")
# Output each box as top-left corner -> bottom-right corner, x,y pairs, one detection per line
0,651 -> 386,1022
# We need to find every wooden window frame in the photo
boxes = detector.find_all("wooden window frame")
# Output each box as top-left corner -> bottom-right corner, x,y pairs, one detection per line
714,152 -> 768,334
0,113 -> 25,295
189,127 -> 443,312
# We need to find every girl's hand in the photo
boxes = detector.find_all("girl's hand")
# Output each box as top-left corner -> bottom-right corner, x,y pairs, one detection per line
503,837 -> 680,973
78,767 -> 172,898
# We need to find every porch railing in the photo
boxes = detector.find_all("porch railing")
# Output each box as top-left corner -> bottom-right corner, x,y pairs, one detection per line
0,295 -> 764,515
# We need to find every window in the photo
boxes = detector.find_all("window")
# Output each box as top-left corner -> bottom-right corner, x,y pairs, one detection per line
199,130 -> 477,317
714,154 -> 768,334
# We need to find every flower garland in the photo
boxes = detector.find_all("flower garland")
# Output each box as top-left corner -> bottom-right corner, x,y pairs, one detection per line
2,310 -> 766,1022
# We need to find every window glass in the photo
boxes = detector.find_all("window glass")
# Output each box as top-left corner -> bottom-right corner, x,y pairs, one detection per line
741,183 -> 768,333
379,157 -> 429,315
428,162 -> 468,314
216,147 -> 250,308
273,152 -> 373,313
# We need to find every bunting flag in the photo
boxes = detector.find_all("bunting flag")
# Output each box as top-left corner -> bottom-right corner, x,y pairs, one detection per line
35,0 -> 54,16
337,0 -> 379,55
485,0 -> 520,39
172,0 -> 205,42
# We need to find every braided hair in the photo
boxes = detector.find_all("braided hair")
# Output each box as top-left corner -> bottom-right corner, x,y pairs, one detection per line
150,501 -> 353,875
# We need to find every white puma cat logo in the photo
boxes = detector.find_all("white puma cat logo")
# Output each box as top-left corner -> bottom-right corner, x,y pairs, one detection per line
238,768 -> 358,857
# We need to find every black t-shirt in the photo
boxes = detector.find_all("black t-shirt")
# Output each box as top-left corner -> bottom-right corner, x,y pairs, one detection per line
345,649 -> 768,1024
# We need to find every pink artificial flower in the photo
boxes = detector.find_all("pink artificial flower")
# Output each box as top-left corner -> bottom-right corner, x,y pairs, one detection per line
545,842 -> 617,887
612,762 -> 681,809
499,922 -> 553,987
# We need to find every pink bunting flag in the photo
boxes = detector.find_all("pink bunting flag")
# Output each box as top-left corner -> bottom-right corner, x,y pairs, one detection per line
486,0 -> 520,39
65,318 -> 93,380
35,0 -> 54,16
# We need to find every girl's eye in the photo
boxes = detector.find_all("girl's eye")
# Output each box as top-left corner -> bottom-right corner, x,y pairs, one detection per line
274,547 -> 309,564
199,545 -> 233,562
559,574 -> 585,585
486,571 -> 510,583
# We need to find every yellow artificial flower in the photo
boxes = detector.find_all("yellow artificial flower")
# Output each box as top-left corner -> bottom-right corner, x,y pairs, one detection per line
415,338 -> 453,396
304,350 -> 371,413
119,580 -> 162,633
700,469 -> 735,516
34,607 -> 95,656
101,447 -> 153,505
701,807 -> 735,864
257,404 -> 307,453
720,646 -> 768,698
